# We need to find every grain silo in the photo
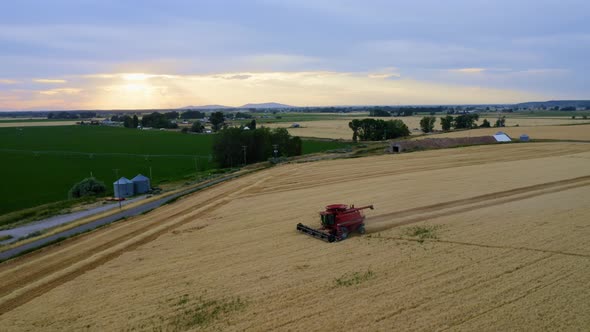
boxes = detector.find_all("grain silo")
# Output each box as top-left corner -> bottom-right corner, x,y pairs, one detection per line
113,177 -> 134,198
132,174 -> 151,194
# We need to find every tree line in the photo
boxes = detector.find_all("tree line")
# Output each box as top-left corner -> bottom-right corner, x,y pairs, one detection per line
48,111 -> 97,119
419,114 -> 505,133
348,118 -> 410,141
213,127 -> 302,168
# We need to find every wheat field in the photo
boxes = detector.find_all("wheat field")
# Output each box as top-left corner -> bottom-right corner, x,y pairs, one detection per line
263,118 -> 590,140
0,142 -> 589,331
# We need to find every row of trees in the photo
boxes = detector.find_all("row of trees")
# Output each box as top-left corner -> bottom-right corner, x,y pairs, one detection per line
141,112 -> 179,129
48,111 -> 97,119
348,119 -> 410,142
212,127 -> 302,167
421,114 -> 505,132
111,114 -> 139,128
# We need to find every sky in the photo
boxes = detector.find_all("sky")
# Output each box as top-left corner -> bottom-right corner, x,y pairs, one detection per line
0,0 -> 589,110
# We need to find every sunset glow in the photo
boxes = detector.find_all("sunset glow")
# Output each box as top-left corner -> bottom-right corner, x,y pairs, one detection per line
0,1 -> 588,110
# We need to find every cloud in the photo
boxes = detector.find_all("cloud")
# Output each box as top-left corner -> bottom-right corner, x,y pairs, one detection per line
0,70 -> 544,110
34,78 -> 67,83
0,79 -> 19,84
368,67 -> 402,79
221,74 -> 252,80
451,68 -> 487,74
39,88 -> 82,95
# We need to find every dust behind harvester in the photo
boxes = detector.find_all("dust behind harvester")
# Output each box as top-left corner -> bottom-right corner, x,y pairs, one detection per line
296,204 -> 374,242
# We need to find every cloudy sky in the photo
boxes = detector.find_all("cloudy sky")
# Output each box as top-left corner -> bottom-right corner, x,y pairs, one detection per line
1,0 -> 589,110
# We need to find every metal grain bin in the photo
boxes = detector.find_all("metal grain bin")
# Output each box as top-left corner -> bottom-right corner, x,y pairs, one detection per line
113,177 -> 134,198
131,174 -> 151,194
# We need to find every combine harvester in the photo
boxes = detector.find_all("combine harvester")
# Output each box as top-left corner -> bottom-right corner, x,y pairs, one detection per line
296,204 -> 374,242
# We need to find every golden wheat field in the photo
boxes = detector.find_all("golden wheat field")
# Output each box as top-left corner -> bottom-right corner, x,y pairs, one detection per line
419,124 -> 590,141
263,117 -> 590,140
1,142 -> 589,331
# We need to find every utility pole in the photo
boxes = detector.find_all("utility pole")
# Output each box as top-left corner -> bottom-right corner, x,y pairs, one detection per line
242,145 -> 247,165
194,156 -> 198,178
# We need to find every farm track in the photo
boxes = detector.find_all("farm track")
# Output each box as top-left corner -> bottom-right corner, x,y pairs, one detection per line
1,172 -> 588,316
367,175 -> 590,232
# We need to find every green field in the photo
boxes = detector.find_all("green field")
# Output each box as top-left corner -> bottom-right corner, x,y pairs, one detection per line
0,126 -> 349,214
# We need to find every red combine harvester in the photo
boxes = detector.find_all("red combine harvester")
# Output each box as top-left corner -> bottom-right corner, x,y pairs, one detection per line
296,204 -> 374,242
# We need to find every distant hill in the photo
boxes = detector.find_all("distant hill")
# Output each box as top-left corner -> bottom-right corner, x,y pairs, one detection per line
516,100 -> 590,109
239,102 -> 294,109
179,104 -> 233,110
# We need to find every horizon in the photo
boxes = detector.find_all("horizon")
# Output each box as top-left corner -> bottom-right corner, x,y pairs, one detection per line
1,1 -> 589,110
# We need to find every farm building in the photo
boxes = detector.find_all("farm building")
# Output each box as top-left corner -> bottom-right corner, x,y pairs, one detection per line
493,131 -> 512,142
131,174 -> 151,194
113,177 -> 134,198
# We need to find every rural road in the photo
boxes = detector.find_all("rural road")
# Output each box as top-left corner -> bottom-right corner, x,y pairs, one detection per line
0,173 -> 242,262
0,195 -> 148,244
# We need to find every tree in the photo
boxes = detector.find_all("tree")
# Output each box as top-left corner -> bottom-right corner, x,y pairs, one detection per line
234,112 -> 252,119
191,121 -> 204,133
165,111 -> 179,119
181,110 -> 205,119
494,116 -> 506,127
68,177 -> 106,199
132,115 -> 139,128
480,119 -> 491,128
248,119 -> 257,130
440,115 -> 453,131
123,115 -> 133,128
348,118 -> 409,141
419,116 -> 436,133
369,109 -> 390,117
349,120 -> 360,142
212,127 -> 303,168
210,112 -> 225,132
453,114 -> 479,129
141,112 -> 177,128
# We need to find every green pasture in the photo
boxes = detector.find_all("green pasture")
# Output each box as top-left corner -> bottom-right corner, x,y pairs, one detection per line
0,126 -> 349,214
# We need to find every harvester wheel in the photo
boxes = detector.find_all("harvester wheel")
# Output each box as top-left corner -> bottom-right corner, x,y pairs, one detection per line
358,225 -> 366,234
340,227 -> 348,240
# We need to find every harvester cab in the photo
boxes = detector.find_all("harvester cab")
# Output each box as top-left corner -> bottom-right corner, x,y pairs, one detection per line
297,204 -> 374,242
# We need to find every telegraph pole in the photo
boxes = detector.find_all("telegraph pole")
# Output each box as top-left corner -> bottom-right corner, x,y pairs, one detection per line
242,145 -> 247,165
